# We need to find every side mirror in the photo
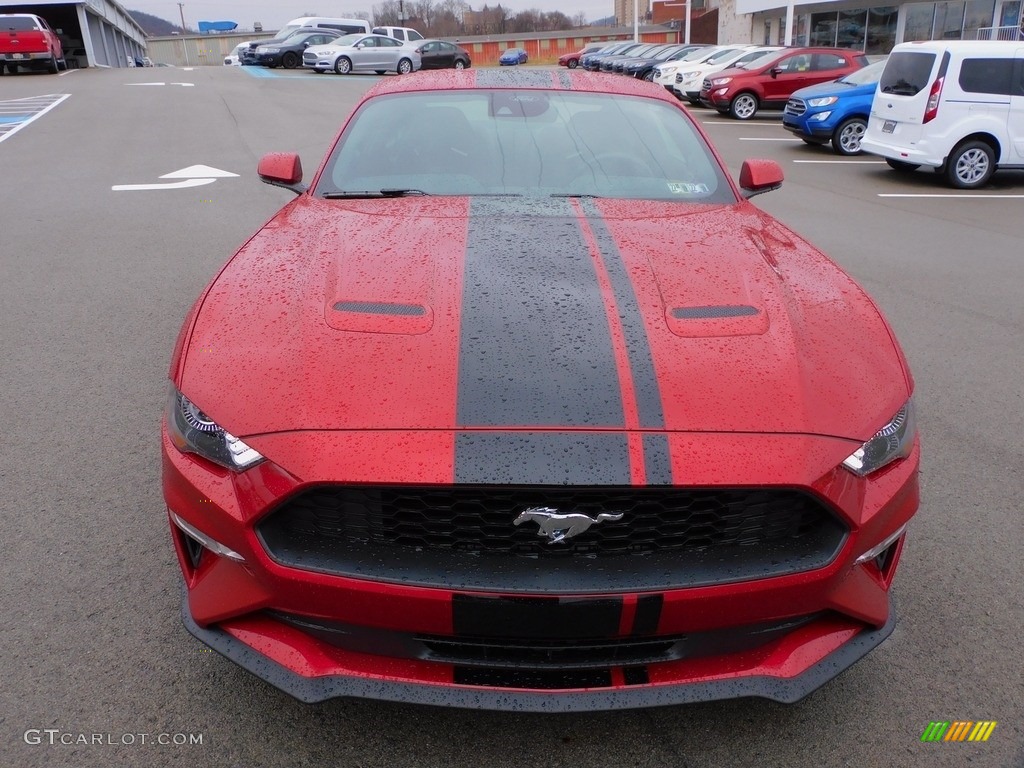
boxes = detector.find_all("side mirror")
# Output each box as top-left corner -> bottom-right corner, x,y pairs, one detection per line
355,43 -> 364,49
770,67 -> 782,78
258,152 -> 307,195
739,159 -> 783,198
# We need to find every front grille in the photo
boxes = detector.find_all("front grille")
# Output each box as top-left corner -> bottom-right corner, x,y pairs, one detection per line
701,77 -> 712,92
257,485 -> 847,592
785,98 -> 806,116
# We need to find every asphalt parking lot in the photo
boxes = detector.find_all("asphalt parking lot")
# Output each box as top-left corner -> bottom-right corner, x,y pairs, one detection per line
1,65 -> 1022,768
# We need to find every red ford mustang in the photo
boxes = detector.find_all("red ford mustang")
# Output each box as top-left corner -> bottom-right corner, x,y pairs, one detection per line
163,69 -> 919,711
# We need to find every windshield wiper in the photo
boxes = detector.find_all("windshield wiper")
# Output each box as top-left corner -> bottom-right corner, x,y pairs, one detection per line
322,189 -> 431,199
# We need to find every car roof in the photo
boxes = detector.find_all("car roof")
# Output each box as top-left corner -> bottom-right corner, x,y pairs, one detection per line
891,39 -> 1022,54
365,69 -> 680,100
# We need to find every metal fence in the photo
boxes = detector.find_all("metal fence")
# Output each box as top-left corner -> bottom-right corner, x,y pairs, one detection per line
976,26 -> 1024,40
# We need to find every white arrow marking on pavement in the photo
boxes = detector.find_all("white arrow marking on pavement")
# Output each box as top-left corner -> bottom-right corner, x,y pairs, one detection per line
127,82 -> 167,86
161,165 -> 239,179
112,178 -> 217,191
170,82 -> 195,87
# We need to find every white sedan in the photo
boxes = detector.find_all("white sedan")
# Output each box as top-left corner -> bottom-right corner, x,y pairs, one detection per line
303,33 -> 421,75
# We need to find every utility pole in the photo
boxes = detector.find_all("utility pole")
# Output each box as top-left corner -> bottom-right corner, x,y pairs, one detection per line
177,3 -> 190,65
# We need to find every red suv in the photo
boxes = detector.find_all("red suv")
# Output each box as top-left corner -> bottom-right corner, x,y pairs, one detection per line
700,47 -> 867,120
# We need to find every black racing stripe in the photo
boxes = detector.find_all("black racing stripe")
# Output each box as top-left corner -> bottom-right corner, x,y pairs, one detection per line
642,434 -> 672,485
623,667 -> 650,686
474,69 -> 555,88
454,432 -> 630,485
457,197 -> 623,427
579,198 -> 665,429
454,667 -> 613,689
452,595 -> 622,639
632,595 -> 664,635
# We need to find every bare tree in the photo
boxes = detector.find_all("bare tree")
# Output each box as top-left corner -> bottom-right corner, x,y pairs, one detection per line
573,11 -> 588,27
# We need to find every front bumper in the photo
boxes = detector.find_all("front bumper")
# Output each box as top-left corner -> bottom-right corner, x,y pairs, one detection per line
165,423 -> 918,710
783,118 -> 833,140
184,586 -> 897,710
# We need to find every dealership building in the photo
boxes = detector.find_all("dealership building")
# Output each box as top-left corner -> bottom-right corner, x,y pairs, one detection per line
717,0 -> 1023,52
1,0 -> 146,68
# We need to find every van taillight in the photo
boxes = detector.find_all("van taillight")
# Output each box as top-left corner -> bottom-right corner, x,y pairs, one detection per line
923,76 -> 944,124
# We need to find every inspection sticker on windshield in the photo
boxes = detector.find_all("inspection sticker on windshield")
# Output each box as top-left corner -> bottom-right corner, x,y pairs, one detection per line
667,181 -> 709,195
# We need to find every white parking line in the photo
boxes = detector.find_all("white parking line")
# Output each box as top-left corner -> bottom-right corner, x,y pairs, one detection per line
739,137 -> 802,142
878,193 -> 1024,199
793,159 -> 887,164
0,93 -> 70,145
700,121 -> 780,126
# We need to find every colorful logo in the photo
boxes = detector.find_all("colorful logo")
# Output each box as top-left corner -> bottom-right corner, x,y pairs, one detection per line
921,721 -> 997,742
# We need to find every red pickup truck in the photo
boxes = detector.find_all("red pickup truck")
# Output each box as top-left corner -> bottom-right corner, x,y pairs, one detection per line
1,13 -> 66,74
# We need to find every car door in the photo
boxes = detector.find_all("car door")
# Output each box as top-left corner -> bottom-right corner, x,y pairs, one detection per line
351,35 -> 378,69
436,42 -> 456,68
420,41 -> 441,69
378,36 -> 403,69
762,52 -> 812,103
1011,52 -> 1024,161
809,52 -> 854,89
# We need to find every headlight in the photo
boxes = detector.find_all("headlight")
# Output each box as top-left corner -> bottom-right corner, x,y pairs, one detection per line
842,400 -> 915,477
807,96 -> 838,107
711,76 -> 732,86
660,65 -> 678,76
167,387 -> 264,471
680,70 -> 701,82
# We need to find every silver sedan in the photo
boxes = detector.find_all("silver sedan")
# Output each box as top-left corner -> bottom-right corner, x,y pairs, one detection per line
303,33 -> 422,75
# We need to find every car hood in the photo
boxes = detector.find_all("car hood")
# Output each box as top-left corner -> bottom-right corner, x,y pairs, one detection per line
791,79 -> 878,100
180,196 -> 909,441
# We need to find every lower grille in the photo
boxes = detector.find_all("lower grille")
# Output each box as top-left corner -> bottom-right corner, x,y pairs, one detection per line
257,485 -> 847,592
785,98 -> 806,116
271,609 -> 821,673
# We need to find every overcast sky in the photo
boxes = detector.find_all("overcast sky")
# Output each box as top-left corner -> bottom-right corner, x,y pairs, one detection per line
125,0 -> 616,30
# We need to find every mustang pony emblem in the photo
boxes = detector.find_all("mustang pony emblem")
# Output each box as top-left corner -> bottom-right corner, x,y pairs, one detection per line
513,507 -> 623,544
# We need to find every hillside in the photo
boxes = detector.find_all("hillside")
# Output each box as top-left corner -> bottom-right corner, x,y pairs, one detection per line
128,9 -> 182,36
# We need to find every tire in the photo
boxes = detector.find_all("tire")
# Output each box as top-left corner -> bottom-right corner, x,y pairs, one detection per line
282,52 -> 299,69
57,57 -> 67,71
397,57 -> 413,75
454,59 -> 466,70
945,140 -> 995,189
567,59 -> 578,69
334,56 -> 352,75
885,158 -> 919,173
48,55 -> 59,74
5,64 -> 16,75
643,70 -> 655,82
832,117 -> 867,155
729,92 -> 758,120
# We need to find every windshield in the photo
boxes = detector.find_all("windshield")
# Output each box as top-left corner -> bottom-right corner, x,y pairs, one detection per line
318,90 -> 733,203
706,47 -> 745,64
331,34 -> 364,47
837,58 -> 885,85
682,46 -> 717,62
276,23 -> 303,38
736,50 -> 780,71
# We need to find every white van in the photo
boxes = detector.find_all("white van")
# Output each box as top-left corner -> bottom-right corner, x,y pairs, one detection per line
278,16 -> 370,38
860,40 -> 1024,189
372,26 -> 424,43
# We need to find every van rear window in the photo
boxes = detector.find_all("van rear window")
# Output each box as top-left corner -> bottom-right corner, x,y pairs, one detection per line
958,58 -> 1014,96
880,52 -> 936,96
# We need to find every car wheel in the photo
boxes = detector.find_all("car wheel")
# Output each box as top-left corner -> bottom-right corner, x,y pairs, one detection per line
48,55 -> 59,74
945,140 -> 995,189
397,58 -> 413,75
282,52 -> 299,69
832,117 -> 867,155
57,57 -> 68,71
885,158 -> 919,173
334,57 -> 352,75
454,60 -> 466,70
729,93 -> 758,120
643,70 -> 655,82
567,59 -> 578,69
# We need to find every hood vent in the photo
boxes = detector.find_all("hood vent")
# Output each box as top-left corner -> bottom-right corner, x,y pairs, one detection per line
334,301 -> 427,317
672,305 -> 760,320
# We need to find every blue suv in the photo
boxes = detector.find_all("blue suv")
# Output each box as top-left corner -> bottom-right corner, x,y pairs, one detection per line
782,59 -> 886,155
